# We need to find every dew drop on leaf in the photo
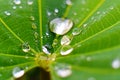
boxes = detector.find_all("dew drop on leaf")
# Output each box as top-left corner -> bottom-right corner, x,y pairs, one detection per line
50,18 -> 73,35
34,32 -> 38,39
47,11 -> 52,16
30,16 -> 35,21
112,59 -> 120,69
13,0 -> 21,5
19,6 -> 23,9
60,45 -> 73,55
66,0 -> 72,5
54,8 -> 59,13
42,45 -> 51,55
22,42 -> 30,53
4,11 -> 11,16
13,6 -> 17,9
27,0 -> 33,5
12,67 -> 25,78
72,27 -> 82,36
61,35 -> 71,45
32,23 -> 37,30
88,77 -> 96,80
55,63 -> 72,78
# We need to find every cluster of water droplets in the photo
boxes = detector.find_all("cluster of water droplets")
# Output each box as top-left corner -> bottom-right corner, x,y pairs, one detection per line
54,63 -> 72,78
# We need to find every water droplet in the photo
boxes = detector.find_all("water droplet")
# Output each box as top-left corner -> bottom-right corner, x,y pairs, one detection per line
112,59 -> 120,69
19,6 -> 23,8
42,45 -> 51,55
72,28 -> 81,36
22,42 -> 30,53
25,55 -> 29,59
12,67 -> 25,78
96,11 -> 100,14
0,74 -> 2,77
47,11 -> 52,16
60,45 -> 73,55
73,12 -> 77,15
4,11 -> 11,16
52,39 -> 58,46
61,35 -> 71,45
50,18 -> 73,35
34,32 -> 38,39
110,6 -> 114,10
55,63 -> 72,78
30,16 -> 35,21
86,56 -> 92,62
88,77 -> 96,80
32,23 -> 37,29
13,6 -> 17,9
14,0 -> 21,5
83,23 -> 87,27
27,0 -> 33,5
66,0 -> 72,5
54,8 -> 59,13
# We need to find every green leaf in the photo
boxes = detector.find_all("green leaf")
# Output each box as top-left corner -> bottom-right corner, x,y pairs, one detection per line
0,0 -> 120,80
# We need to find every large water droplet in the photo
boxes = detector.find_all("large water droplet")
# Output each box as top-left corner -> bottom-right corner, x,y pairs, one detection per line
112,59 -> 120,69
4,11 -> 11,16
27,0 -> 33,5
72,28 -> 81,36
22,42 -> 30,53
66,0 -> 72,5
60,45 -> 73,55
12,67 -> 25,78
14,0 -> 21,5
50,18 -> 73,35
61,35 -> 71,45
55,63 -> 72,78
42,45 -> 51,55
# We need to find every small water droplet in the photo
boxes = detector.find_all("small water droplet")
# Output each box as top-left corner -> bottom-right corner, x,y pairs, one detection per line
27,0 -> 33,5
4,11 -> 11,16
54,8 -> 59,13
112,59 -> 120,69
25,55 -> 29,59
88,77 -> 96,80
32,23 -> 37,29
22,42 -> 30,53
52,39 -> 58,46
61,35 -> 71,45
12,67 -> 25,78
47,11 -> 52,16
66,0 -> 72,5
72,28 -> 81,36
96,11 -> 100,14
13,6 -> 17,9
83,23 -> 87,27
42,45 -> 51,55
86,56 -> 92,62
34,32 -> 38,39
73,12 -> 77,15
14,0 -> 21,5
60,45 -> 73,55
110,6 -> 114,10
0,74 -> 2,77
30,16 -> 35,21
19,6 -> 23,8
55,63 -> 72,78
50,18 -> 73,35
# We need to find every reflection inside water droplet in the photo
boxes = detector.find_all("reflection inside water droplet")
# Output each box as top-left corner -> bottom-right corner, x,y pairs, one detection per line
55,63 -> 72,78
60,45 -> 73,55
50,18 -> 73,35
42,44 -> 52,55
12,67 -> 25,78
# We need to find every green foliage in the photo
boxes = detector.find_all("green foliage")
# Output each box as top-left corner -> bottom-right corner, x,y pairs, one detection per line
0,0 -> 120,80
